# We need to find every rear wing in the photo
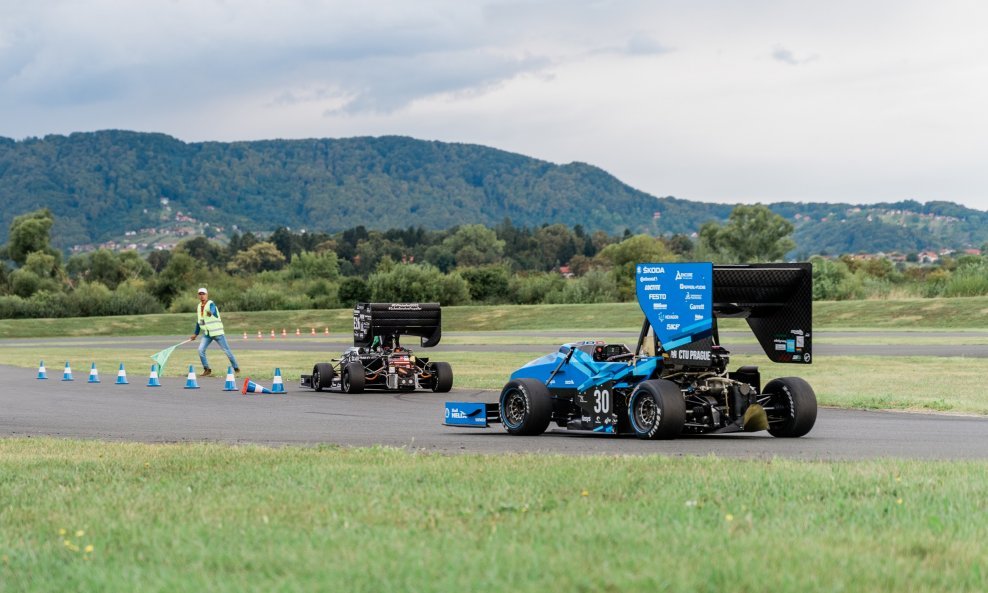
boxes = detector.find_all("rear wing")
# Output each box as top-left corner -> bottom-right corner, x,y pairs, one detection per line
635,262 -> 812,364
353,303 -> 442,348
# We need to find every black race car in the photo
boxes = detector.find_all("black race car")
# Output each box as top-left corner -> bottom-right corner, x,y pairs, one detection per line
300,303 -> 453,394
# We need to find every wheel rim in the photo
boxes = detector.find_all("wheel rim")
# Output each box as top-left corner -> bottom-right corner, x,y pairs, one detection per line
313,371 -> 320,387
503,390 -> 527,427
633,393 -> 660,431
342,372 -> 350,391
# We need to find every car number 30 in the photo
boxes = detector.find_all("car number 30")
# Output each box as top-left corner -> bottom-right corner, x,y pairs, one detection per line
593,388 -> 611,414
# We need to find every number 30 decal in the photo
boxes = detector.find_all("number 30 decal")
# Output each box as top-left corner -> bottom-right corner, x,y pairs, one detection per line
593,388 -> 611,414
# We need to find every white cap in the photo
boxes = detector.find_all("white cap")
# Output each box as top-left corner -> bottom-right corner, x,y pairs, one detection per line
197,287 -> 208,294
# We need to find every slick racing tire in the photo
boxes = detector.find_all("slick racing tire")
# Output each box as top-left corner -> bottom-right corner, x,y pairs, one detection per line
430,361 -> 454,393
628,379 -> 686,440
764,377 -> 817,438
499,378 -> 552,436
312,363 -> 335,392
341,362 -> 365,394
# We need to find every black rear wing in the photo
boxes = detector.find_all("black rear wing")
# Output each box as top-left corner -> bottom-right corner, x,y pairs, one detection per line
353,303 -> 442,348
712,263 -> 812,364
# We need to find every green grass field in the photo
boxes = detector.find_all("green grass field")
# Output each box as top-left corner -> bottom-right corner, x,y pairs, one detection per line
3,300 -> 988,591
2,296 -> 988,338
1,439 -> 985,593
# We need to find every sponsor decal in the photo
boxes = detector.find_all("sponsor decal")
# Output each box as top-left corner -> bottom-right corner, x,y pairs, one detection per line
786,339 -> 796,353
641,265 -> 666,274
642,284 -> 662,290
388,303 -> 423,311
675,271 -> 693,280
672,349 -> 711,361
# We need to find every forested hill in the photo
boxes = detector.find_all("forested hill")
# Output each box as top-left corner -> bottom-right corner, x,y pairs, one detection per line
0,130 -> 727,249
1,130 -> 986,254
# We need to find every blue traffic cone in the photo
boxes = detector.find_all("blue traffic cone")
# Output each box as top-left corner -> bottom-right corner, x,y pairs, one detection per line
88,362 -> 101,383
223,367 -> 237,391
115,363 -> 129,385
271,368 -> 286,393
184,365 -> 200,389
147,364 -> 161,387
241,377 -> 272,394
37,360 -> 48,380
62,361 -> 74,381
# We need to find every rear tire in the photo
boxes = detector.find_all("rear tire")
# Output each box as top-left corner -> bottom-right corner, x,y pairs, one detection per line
430,362 -> 453,393
628,379 -> 686,440
312,363 -> 335,392
341,362 -> 365,394
764,377 -> 817,438
498,378 -> 552,436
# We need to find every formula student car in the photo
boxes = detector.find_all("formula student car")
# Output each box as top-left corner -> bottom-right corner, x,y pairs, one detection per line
300,303 -> 453,394
445,262 -> 817,439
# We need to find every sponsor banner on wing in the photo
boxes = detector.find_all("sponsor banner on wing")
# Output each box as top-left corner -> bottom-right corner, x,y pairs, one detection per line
635,262 -> 713,350
444,402 -> 488,427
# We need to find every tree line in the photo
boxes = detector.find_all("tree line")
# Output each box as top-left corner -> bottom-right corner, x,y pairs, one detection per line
1,206 -> 986,319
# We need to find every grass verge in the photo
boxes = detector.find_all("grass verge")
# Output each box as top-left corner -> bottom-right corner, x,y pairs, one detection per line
5,347 -> 988,414
1,296 -> 987,339
1,438 -> 985,593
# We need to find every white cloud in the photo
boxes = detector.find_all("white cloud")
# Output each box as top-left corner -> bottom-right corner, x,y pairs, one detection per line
1,0 -> 987,210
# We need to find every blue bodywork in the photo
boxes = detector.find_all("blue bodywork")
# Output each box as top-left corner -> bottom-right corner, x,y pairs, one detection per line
510,342 -> 660,394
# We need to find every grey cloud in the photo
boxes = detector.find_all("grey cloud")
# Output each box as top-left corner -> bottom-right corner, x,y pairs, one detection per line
772,44 -> 818,66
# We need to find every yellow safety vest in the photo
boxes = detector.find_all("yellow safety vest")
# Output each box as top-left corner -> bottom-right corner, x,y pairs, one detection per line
197,300 -> 225,337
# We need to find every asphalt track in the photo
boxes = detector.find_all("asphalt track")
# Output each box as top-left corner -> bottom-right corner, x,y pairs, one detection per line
3,331 -> 988,458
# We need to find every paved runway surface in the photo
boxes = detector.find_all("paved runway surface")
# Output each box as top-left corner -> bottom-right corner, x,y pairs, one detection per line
3,363 -> 987,459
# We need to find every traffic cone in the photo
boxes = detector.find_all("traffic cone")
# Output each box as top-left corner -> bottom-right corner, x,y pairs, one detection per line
311,327 -> 316,336
257,330 -> 263,339
184,365 -> 200,389
37,360 -> 48,380
243,331 -> 248,339
271,368 -> 286,393
62,361 -> 74,381
270,329 -> 275,338
223,366 -> 237,391
324,327 -> 329,335
88,362 -> 101,383
147,364 -> 161,387
295,328 -> 300,336
241,377 -> 273,394
115,363 -> 129,385
281,328 -> 287,338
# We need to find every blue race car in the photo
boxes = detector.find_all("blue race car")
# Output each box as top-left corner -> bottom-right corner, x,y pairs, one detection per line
445,262 -> 817,439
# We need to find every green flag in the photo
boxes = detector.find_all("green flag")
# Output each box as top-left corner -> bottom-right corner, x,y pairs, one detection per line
150,340 -> 191,377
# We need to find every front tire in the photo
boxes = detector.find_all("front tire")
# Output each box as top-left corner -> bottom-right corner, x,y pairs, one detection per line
312,363 -> 334,392
628,379 -> 686,440
341,362 -> 365,394
430,362 -> 453,393
764,377 -> 817,438
498,378 -> 552,436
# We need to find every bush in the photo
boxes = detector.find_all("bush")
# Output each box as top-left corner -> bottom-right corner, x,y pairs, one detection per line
543,270 -> 620,304
458,265 -> 510,303
368,264 -> 469,304
338,276 -> 370,306
508,273 -> 566,304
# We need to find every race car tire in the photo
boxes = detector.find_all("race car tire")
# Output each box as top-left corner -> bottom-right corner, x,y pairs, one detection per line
431,361 -> 453,393
341,362 -> 365,394
628,379 -> 686,440
498,378 -> 552,436
312,363 -> 335,392
764,377 -> 817,438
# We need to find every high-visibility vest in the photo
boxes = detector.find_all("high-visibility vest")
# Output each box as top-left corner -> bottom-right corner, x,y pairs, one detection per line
197,300 -> 225,337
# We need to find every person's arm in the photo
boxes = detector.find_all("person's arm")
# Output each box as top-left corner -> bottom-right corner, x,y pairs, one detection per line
190,321 -> 200,341
209,302 -> 219,317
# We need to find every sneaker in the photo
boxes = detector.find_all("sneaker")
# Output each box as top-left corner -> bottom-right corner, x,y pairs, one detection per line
201,368 -> 213,377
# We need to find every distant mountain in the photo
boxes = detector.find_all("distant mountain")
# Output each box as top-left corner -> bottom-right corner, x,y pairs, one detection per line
0,131 -> 985,255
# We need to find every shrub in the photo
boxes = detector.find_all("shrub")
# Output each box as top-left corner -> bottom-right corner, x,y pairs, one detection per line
508,273 -> 566,304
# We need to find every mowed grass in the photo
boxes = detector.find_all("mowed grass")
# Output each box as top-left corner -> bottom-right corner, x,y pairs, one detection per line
5,346 -> 988,414
1,438 -> 986,593
3,296 -> 988,339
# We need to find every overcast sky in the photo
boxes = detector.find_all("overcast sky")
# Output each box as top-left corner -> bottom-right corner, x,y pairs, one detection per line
2,0 -> 987,210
